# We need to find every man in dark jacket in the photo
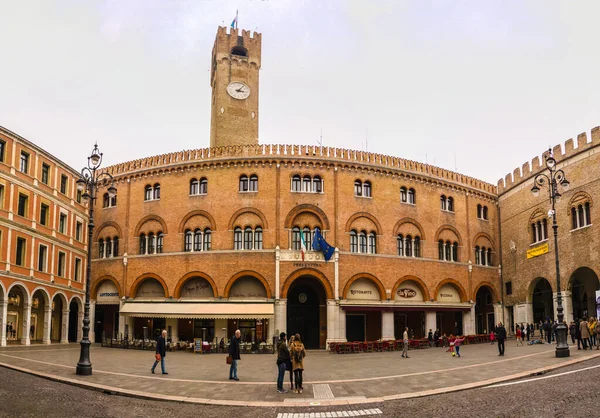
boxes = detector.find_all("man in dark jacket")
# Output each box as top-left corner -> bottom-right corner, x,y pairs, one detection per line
495,322 -> 507,356
151,330 -> 168,374
543,319 -> 552,344
276,332 -> 290,393
228,329 -> 241,381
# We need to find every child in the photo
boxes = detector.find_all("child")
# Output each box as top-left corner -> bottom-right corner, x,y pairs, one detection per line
490,330 -> 495,345
454,336 -> 465,357
516,326 -> 523,346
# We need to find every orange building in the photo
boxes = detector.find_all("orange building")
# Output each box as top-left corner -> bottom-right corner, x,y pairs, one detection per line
0,126 -> 88,346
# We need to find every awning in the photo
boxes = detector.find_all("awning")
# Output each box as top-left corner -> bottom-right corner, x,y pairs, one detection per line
120,302 -> 274,319
341,302 -> 472,312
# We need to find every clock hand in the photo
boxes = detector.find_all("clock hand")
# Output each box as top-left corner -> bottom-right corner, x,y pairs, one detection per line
236,87 -> 244,92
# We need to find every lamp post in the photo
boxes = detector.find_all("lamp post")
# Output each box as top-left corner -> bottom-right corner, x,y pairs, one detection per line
75,144 -> 117,375
530,148 -> 570,358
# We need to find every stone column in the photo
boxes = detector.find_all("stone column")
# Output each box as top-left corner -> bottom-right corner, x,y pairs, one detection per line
88,301 -> 96,343
118,313 -> 126,339
326,299 -> 338,348
0,299 -> 7,347
493,304 -> 504,328
555,291 -> 573,323
60,309 -> 69,343
275,299 -> 287,336
21,303 -> 31,346
43,305 -> 52,344
165,318 -> 178,343
381,311 -> 395,340
425,311 -> 437,335
515,302 -> 533,324
338,306 -> 347,342
463,305 -> 475,335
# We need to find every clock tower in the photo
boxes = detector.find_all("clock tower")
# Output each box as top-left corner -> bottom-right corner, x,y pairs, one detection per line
210,26 -> 261,148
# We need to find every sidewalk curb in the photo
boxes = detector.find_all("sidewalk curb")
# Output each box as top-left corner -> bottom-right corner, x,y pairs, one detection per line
1,352 -> 599,408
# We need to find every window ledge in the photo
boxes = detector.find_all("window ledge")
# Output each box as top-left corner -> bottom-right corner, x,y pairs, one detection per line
189,193 -> 208,197
477,218 -> 489,222
239,191 -> 258,194
103,206 -> 117,209
570,224 -> 592,232
530,239 -> 549,247
291,191 -> 324,194
144,199 -> 160,202
400,201 -> 416,206
441,209 -> 455,214
355,195 -> 373,199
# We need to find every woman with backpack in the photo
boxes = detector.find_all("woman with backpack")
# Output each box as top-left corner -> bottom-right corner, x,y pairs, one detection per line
290,333 -> 306,394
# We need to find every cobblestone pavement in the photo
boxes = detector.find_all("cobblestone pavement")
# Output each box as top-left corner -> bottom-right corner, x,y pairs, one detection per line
1,342 -> 598,406
2,355 -> 600,417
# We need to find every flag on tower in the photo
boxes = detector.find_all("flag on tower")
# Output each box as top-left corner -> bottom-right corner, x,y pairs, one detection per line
312,228 -> 335,262
230,10 -> 238,29
299,228 -> 307,261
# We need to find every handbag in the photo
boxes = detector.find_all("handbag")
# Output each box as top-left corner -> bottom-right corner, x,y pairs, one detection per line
226,355 -> 233,365
155,353 -> 161,361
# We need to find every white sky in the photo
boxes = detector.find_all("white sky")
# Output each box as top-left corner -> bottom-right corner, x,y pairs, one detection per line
1,0 -> 598,184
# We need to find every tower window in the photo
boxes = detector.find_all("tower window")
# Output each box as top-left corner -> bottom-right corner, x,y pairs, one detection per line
230,46 -> 248,57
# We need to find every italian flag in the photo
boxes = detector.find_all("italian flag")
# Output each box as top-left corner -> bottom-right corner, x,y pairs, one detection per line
300,229 -> 307,261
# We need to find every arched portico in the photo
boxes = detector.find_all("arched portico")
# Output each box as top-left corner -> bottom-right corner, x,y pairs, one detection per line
569,267 -> 600,320
6,282 -> 31,345
529,277 -> 555,324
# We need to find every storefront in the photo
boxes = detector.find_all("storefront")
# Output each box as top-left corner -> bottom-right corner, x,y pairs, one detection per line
342,279 -> 383,342
435,283 -> 465,336
94,281 -> 120,342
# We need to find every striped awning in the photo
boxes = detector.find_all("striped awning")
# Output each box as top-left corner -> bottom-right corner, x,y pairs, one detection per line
119,302 -> 274,319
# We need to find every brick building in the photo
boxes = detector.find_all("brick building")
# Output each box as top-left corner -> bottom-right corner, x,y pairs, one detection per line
0,126 -> 88,346
498,129 -> 600,330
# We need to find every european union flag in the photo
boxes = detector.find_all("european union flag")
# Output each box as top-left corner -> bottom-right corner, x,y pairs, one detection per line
312,228 -> 335,262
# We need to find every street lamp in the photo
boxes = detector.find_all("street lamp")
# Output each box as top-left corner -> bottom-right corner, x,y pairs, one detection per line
76,143 -> 117,375
530,148 -> 570,358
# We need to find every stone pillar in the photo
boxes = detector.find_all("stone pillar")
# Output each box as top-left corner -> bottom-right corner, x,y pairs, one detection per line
275,299 -> 287,336
43,305 -> 52,345
555,291 -> 573,323
215,318 -> 228,343
77,310 -> 84,342
339,306 -> 347,342
118,313 -> 126,339
165,318 -> 178,343
425,311 -> 437,335
0,299 -> 7,347
88,301 -> 96,343
493,304 -> 504,328
266,317 -> 273,343
515,302 -> 533,324
463,305 -> 476,335
326,299 -> 338,348
381,311 -> 395,340
21,303 -> 31,346
60,309 -> 69,343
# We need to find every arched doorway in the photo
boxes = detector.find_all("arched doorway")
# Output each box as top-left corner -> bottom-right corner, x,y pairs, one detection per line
7,284 -> 29,344
570,267 -> 600,320
94,279 -> 121,342
531,278 -> 554,323
132,277 -> 167,340
31,289 -> 49,343
68,299 -> 80,342
51,294 -> 66,342
475,286 -> 495,334
287,276 -> 327,349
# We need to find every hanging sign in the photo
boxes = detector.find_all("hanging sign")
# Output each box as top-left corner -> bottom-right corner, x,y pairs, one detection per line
526,243 -> 549,259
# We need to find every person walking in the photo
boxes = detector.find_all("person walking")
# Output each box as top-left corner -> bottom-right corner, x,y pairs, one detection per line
402,327 -> 410,358
433,329 -> 440,347
515,326 -> 523,346
496,322 -> 506,356
151,329 -> 168,375
228,329 -> 241,380
276,332 -> 289,394
287,335 -> 295,390
569,321 -> 576,345
454,336 -> 465,357
576,318 -> 582,350
544,320 -> 552,344
290,333 -> 306,394
580,318 -> 590,350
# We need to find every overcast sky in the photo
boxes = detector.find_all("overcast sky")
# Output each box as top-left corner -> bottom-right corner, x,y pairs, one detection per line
1,1 -> 598,184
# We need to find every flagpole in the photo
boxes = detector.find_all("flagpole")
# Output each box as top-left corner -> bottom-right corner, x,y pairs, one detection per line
236,9 -> 238,29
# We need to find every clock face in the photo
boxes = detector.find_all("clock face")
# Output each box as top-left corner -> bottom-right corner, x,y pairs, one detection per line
227,82 -> 250,100
298,293 -> 308,304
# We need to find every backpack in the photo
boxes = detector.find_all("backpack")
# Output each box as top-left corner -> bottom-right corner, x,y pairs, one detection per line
293,343 -> 303,363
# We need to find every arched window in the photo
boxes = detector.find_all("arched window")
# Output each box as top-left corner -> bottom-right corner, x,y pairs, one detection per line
397,234 -> 404,256
487,248 -> 493,266
452,242 -> 459,262
190,179 -> 199,195
405,235 -> 412,257
292,175 -> 301,192
363,181 -> 372,198
254,227 -> 263,250
230,46 -> 248,57
148,233 -> 155,254
477,204 -> 482,219
585,202 -> 591,226
359,231 -> 367,253
239,175 -> 249,192
414,236 -> 421,257
447,197 -> 454,212
475,246 -> 480,264
153,184 -> 160,200
199,178 -> 208,194
542,219 -> 548,240
368,232 -> 377,254
234,227 -> 243,250
571,207 -> 578,229
354,180 -> 362,197
481,246 -> 487,266
144,185 -> 152,201
350,230 -> 358,253
483,206 -> 488,220
99,239 -> 105,258
249,175 -> 258,192
184,230 -> 193,252
438,240 -> 444,260
292,227 -> 301,250
105,238 -> 112,258
408,188 -> 416,204
244,227 -> 253,250
113,237 -> 119,257
445,240 -> 451,261
313,176 -> 322,193
156,233 -> 164,253
531,222 -> 537,243
193,229 -> 202,251
139,234 -> 146,254
440,195 -> 447,211
202,228 -> 211,251
302,176 -> 311,192
303,227 -> 312,250
103,193 -> 109,208
400,187 -> 407,203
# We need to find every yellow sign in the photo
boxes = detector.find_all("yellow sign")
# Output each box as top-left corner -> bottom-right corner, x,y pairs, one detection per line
527,243 -> 549,259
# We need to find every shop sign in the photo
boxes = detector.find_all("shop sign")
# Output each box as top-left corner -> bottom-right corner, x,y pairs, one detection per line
527,243 -> 549,259
396,288 -> 417,298
436,284 -> 461,303
229,276 -> 267,298
96,281 -> 120,304
347,279 -> 379,301
181,278 -> 214,298
394,281 -> 424,302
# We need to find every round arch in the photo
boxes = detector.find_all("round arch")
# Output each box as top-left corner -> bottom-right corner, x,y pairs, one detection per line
342,273 -> 386,301
0,280 -> 5,298
178,210 -> 217,233
434,225 -> 463,246
529,208 -> 546,222
90,276 -> 123,300
51,290 -> 69,305
567,266 -> 600,290
282,268 -> 334,300
473,281 -> 499,303
133,215 -> 169,236
93,221 -> 124,241
344,212 -> 383,235
527,277 -> 555,302
568,191 -> 593,208
392,218 -> 426,240
284,204 -> 331,231
224,270 -> 272,299
433,278 -> 468,303
130,273 -> 169,298
174,271 -> 219,298
7,281 -> 31,302
69,294 -> 84,308
472,232 -> 495,248
391,275 -> 431,301
227,207 -> 269,230
31,286 -> 51,305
